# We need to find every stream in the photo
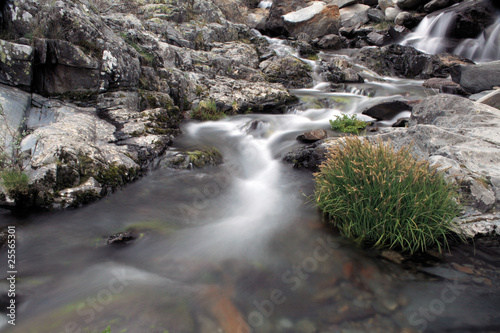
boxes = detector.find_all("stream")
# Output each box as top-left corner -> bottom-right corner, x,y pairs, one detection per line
1,29 -> 500,333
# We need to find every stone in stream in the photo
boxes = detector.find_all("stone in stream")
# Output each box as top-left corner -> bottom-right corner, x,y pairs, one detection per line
340,4 -> 371,28
367,8 -> 385,23
424,0 -> 451,13
450,61 -> 500,94
106,231 -> 136,246
296,129 -> 328,143
362,100 -> 413,120
476,89 -> 500,109
315,34 -> 344,50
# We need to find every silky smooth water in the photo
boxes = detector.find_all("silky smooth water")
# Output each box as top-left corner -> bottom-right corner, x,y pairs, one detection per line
1,40 -> 500,333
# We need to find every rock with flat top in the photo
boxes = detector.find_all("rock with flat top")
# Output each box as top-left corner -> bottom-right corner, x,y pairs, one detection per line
283,2 -> 341,39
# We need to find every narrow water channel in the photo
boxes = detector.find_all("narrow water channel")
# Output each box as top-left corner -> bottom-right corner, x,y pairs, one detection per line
1,41 -> 500,333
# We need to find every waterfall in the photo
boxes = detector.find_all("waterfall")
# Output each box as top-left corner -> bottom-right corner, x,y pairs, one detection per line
401,10 -> 500,62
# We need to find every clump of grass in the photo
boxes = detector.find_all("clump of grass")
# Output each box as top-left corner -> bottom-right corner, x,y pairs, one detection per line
330,114 -> 367,134
313,137 -> 463,254
0,169 -> 29,196
191,99 -> 226,121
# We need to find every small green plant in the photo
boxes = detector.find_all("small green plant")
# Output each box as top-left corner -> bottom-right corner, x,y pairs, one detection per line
191,99 -> 226,121
0,169 -> 29,195
329,114 -> 367,134
313,137 -> 463,254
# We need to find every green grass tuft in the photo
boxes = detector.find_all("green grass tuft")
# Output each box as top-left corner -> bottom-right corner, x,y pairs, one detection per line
313,137 -> 464,254
329,114 -> 367,134
0,169 -> 29,195
191,99 -> 226,121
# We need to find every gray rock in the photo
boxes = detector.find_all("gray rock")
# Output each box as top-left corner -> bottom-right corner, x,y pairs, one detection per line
316,34 -> 344,50
297,129 -> 327,143
451,61 -> 500,94
283,2 -> 341,39
476,89 -> 500,109
424,0 -> 451,13
394,11 -> 413,26
367,8 -> 385,23
385,7 -> 402,22
366,31 -> 386,46
332,0 -> 359,9
378,0 -> 396,11
58,177 -> 102,208
396,0 -> 429,10
260,56 -> 313,89
0,85 -> 31,157
340,4 -> 370,28
0,40 -> 33,91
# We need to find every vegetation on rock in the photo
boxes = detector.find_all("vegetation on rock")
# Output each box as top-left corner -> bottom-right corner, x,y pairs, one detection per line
329,114 -> 367,134
313,136 -> 463,254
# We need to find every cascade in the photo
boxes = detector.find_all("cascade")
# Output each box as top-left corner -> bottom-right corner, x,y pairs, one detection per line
402,10 -> 500,62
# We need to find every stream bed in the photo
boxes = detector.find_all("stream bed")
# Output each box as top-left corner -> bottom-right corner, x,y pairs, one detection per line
1,48 -> 500,333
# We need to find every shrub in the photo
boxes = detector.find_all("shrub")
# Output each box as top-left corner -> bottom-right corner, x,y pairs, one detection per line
191,99 -> 226,121
329,114 -> 367,134
313,137 -> 463,254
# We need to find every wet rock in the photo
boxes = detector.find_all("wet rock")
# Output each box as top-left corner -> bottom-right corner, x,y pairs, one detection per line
395,11 -> 416,28
321,57 -> 364,83
392,117 -> 409,127
315,34 -> 344,50
0,84 -> 31,154
476,89 -> 500,109
450,61 -> 500,94
424,0 -> 451,13
380,250 -> 405,264
388,25 -> 411,40
443,0 -> 496,39
367,8 -> 385,23
260,56 -> 314,89
340,4 -> 370,28
362,100 -> 413,120
283,139 -> 335,171
57,177 -> 102,208
106,231 -> 136,246
164,148 -> 223,169
352,44 -> 465,79
297,129 -> 328,143
283,2 -> 341,39
419,266 -> 472,282
0,40 -> 33,91
396,0 -> 428,10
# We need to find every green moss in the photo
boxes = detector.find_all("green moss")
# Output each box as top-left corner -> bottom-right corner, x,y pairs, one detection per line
70,189 -> 101,208
95,162 -> 138,189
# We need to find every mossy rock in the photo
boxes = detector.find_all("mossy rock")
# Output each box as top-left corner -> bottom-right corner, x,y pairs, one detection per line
164,148 -> 223,169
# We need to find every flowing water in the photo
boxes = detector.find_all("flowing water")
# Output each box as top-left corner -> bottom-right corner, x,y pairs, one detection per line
1,34 -> 500,333
402,10 -> 500,62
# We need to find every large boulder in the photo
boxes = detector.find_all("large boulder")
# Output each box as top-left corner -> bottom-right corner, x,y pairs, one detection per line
260,56 -> 314,89
352,44 -> 471,79
0,40 -> 33,92
0,84 -> 31,158
265,0 -> 310,36
450,61 -> 500,94
340,4 -> 370,28
283,2 -> 341,39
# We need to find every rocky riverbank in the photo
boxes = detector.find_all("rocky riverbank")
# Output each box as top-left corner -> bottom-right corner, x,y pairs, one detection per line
0,0 -> 499,219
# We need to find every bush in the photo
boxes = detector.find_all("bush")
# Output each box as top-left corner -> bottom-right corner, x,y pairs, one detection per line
313,137 -> 463,254
329,114 -> 367,134
191,99 -> 227,121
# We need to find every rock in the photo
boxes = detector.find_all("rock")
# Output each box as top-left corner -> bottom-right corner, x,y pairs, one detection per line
296,129 -> 328,143
320,57 -> 364,83
450,61 -> 500,94
394,11 -> 413,27
316,34 -> 344,50
260,56 -> 313,89
396,0 -> 429,10
283,2 -> 341,39
0,40 -> 34,91
58,177 -> 102,208
33,39 -> 100,95
367,8 -> 385,23
385,7 -> 402,22
163,148 -> 223,169
265,0 -> 310,36
366,31 -> 386,46
0,84 -> 31,156
352,44 -> 465,79
283,140 -> 331,171
392,117 -> 409,127
438,0 -> 497,39
419,266 -> 472,282
379,0 -> 396,11
333,0 -> 359,9
424,0 -> 451,13
106,231 -> 136,246
362,100 -> 413,120
456,210 -> 500,237
476,89 -> 500,109
247,10 -> 268,30
388,25 -> 410,40
340,4 -> 370,28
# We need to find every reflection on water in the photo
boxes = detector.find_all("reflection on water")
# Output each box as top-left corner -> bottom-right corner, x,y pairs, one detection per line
1,77 -> 500,333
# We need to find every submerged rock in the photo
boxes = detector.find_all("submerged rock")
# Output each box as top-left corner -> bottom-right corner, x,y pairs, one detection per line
296,129 -> 328,143
106,231 -> 136,246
